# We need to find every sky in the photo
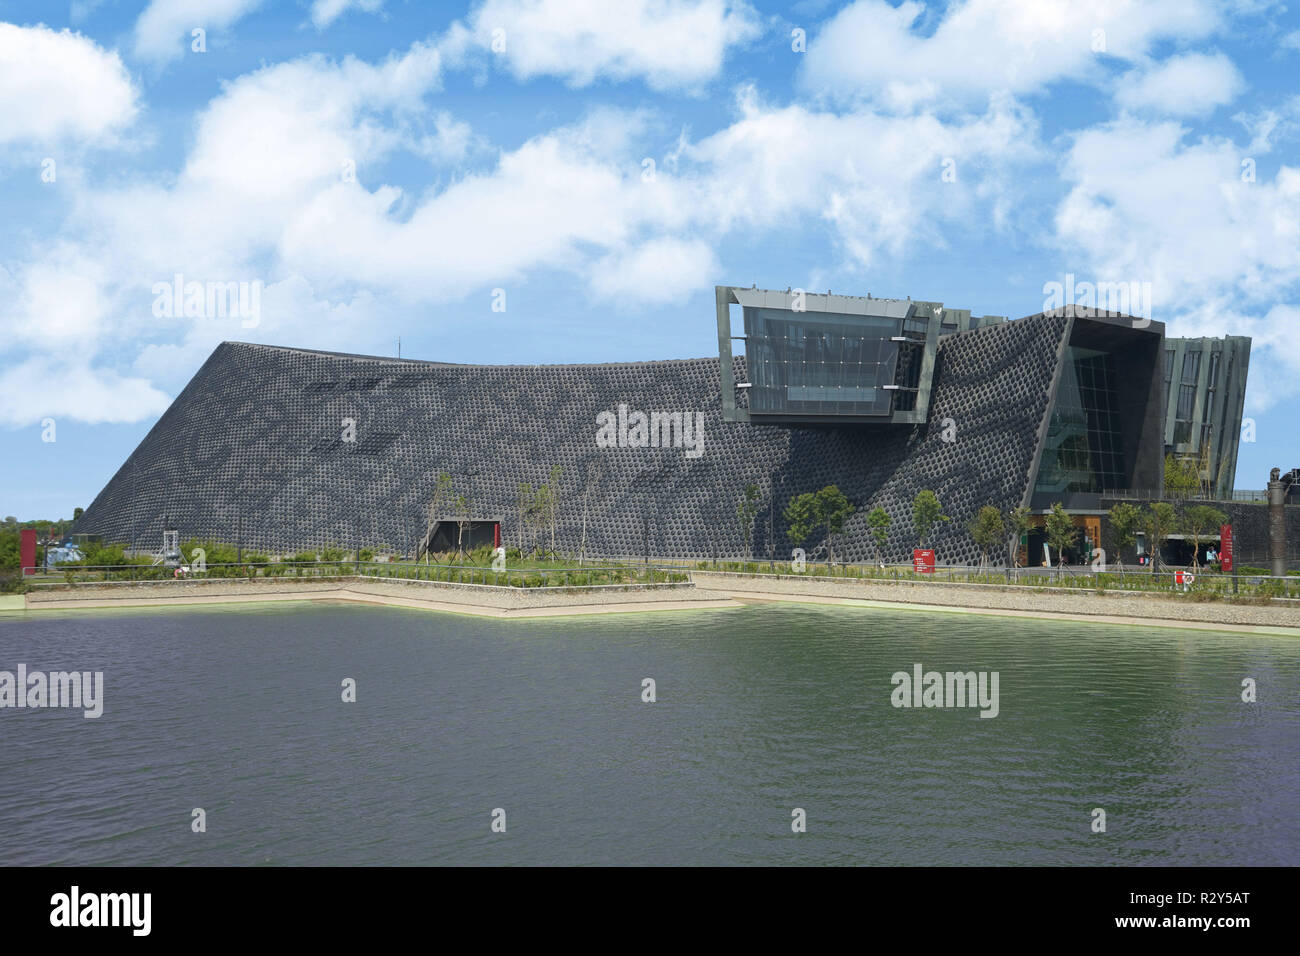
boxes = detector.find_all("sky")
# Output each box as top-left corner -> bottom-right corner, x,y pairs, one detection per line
1,0 -> 1298,520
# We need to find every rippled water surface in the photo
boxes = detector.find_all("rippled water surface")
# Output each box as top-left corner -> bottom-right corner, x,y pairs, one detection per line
1,601 -> 1297,865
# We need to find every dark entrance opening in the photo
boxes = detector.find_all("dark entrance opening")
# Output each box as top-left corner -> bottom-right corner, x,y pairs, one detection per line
419,519 -> 501,558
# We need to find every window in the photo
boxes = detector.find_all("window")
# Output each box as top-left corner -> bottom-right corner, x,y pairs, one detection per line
1034,347 -> 1126,495
742,307 -> 901,416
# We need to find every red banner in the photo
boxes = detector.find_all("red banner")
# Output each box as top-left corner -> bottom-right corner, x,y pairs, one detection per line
1220,524 -> 1233,573
20,528 -> 37,575
913,548 -> 935,574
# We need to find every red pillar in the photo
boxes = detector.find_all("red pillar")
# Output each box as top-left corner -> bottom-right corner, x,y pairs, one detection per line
20,529 -> 37,575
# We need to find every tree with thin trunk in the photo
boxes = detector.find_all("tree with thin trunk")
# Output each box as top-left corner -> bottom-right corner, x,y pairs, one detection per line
578,461 -> 601,566
1144,501 -> 1178,574
544,465 -> 562,557
528,484 -> 549,557
1183,504 -> 1227,569
815,485 -> 854,567
515,482 -> 534,553
1106,501 -> 1141,575
866,506 -> 891,568
1005,505 -> 1031,569
968,505 -> 1003,570
1044,502 -> 1077,569
784,493 -> 817,554
422,472 -> 454,562
1164,452 -> 1200,497
912,489 -> 948,549
736,483 -> 761,559
453,492 -> 471,558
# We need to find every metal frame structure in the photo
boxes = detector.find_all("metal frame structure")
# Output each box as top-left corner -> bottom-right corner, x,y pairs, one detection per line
1161,335 -> 1251,500
715,285 -> 1004,425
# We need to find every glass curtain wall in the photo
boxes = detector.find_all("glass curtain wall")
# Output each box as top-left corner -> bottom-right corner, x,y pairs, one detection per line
742,307 -> 909,417
1034,346 -> 1126,495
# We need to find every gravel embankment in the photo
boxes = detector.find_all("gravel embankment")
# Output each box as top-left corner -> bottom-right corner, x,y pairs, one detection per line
23,575 -> 736,616
21,571 -> 1299,630
691,570 -> 1300,630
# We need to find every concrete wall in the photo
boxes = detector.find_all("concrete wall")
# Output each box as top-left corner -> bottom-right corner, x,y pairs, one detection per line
1098,498 -> 1300,570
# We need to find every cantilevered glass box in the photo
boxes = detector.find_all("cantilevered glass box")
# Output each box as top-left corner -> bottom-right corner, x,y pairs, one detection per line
716,285 -> 1003,425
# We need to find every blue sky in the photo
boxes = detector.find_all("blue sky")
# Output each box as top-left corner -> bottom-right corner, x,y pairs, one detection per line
2,0 -> 1298,520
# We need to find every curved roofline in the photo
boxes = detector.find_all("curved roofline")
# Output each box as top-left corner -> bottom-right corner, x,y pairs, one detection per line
218,340 -> 728,370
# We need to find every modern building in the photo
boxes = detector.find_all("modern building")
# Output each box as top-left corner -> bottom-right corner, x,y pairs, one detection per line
1161,335 -> 1251,500
71,286 -> 1252,567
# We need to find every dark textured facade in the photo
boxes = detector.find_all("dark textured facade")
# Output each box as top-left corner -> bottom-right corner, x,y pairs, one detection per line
75,306 -> 1178,566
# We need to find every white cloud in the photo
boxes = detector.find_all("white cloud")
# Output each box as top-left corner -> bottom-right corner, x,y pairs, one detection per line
440,0 -> 761,90
801,0 -> 1223,110
311,0 -> 384,30
133,0 -> 264,65
0,23 -> 138,146
1054,116 -> 1300,406
1055,117 -> 1300,306
180,44 -> 443,202
0,359 -> 172,425
1233,95 -> 1300,154
5,249 -> 111,352
1114,52 -> 1244,117
4,41 -> 1039,425
0,42 -> 447,418
589,238 -> 720,303
276,121 -> 643,297
685,88 -> 1039,266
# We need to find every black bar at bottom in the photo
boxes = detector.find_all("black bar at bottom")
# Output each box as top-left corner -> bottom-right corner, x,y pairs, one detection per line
0,865 -> 1279,942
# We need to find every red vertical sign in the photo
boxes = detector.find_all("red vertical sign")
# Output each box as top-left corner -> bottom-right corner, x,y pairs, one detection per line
913,548 -> 935,574
1220,524 -> 1233,573
20,528 -> 37,575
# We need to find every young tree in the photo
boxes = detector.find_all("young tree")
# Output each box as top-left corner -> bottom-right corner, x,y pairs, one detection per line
911,490 -> 948,549
1005,505 -> 1031,569
783,492 -> 818,553
515,482 -> 534,554
865,506 -> 891,568
578,461 -> 602,567
530,483 -> 552,557
815,485 -> 855,566
736,483 -> 761,559
1043,502 -> 1078,568
968,505 -> 1004,570
422,472 -> 455,562
543,465 -> 563,556
453,492 -> 471,559
1106,501 -> 1142,573
1143,501 -> 1178,573
1164,453 -> 1201,497
1183,504 -> 1228,568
